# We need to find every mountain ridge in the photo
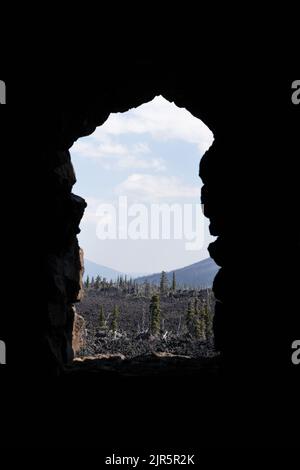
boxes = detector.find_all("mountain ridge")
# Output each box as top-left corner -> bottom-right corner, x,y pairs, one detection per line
84,257 -> 219,288
83,259 -> 148,281
135,257 -> 219,288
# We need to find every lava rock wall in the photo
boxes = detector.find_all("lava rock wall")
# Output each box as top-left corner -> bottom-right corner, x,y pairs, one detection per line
6,63 -> 298,377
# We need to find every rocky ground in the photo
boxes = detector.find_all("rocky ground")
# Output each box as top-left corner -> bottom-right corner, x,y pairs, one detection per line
81,330 -> 216,359
75,287 -> 217,360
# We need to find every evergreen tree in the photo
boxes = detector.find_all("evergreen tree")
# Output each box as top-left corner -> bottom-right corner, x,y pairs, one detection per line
160,271 -> 168,295
186,300 -> 195,326
196,302 -> 208,340
99,305 -> 106,329
134,281 -> 139,295
194,315 -> 205,339
150,294 -> 161,335
186,299 -> 207,338
95,275 -> 101,289
144,280 -> 151,297
91,276 -> 95,288
111,305 -> 119,333
172,271 -> 176,291
85,275 -> 90,289
203,302 -> 212,340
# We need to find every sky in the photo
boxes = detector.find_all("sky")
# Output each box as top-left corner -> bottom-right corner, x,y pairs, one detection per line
70,96 -> 215,274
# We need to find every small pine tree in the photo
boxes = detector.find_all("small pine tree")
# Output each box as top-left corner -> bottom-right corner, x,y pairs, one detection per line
99,305 -> 106,329
194,316 -> 205,339
134,282 -> 139,295
144,280 -> 151,297
172,272 -> 176,291
150,294 -> 161,335
203,302 -> 212,340
85,275 -> 90,288
195,302 -> 209,340
111,305 -> 119,333
91,276 -> 95,288
95,275 -> 101,289
160,271 -> 168,295
186,300 -> 195,325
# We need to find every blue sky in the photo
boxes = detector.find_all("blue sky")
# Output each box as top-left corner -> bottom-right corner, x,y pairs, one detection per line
71,96 -> 215,274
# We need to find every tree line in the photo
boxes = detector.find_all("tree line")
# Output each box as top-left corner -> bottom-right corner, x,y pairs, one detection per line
84,270 -> 201,297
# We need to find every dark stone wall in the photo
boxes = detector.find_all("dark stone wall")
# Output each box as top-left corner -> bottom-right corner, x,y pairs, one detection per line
4,63 -> 299,378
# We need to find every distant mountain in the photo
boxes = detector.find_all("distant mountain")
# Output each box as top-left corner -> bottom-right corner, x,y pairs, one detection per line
83,260 -> 122,281
135,258 -> 219,288
83,259 -> 149,281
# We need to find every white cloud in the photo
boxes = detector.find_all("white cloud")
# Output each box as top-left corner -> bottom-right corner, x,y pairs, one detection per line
71,96 -> 214,171
94,95 -> 214,155
72,137 -> 165,172
115,174 -> 200,201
